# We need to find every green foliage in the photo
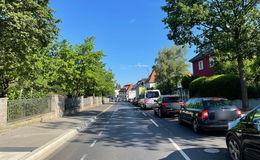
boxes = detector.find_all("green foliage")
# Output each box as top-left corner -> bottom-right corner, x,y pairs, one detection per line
0,0 -> 59,97
189,76 -> 207,97
162,0 -> 260,110
190,74 -> 245,99
0,1 -> 115,99
181,75 -> 198,90
154,46 -> 189,94
47,37 -> 115,97
213,56 -> 260,87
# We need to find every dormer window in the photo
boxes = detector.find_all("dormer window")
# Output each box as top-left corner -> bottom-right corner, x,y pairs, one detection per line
198,60 -> 204,70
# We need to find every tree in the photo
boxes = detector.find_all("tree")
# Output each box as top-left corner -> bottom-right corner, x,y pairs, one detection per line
154,46 -> 189,94
162,0 -> 260,111
0,0 -> 59,97
51,37 -> 115,97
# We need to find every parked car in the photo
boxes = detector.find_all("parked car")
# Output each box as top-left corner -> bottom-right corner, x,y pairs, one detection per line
138,90 -> 161,109
132,97 -> 138,106
178,97 -> 242,133
153,95 -> 184,117
226,105 -> 260,160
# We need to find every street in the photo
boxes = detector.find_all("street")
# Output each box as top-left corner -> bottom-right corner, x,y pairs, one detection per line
47,102 -> 231,160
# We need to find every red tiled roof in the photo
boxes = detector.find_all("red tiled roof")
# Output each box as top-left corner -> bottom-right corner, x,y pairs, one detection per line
146,70 -> 156,83
123,84 -> 133,92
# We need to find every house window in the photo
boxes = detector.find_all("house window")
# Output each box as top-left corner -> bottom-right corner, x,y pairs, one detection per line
198,60 -> 204,70
209,57 -> 214,67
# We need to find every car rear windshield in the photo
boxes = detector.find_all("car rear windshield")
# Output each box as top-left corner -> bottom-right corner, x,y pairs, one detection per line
146,92 -> 160,98
203,99 -> 234,109
163,97 -> 180,103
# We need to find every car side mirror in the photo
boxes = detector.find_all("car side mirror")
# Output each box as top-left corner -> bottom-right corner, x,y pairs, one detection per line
254,120 -> 260,131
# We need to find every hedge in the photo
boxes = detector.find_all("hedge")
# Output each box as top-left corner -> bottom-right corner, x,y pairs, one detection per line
190,74 -> 241,99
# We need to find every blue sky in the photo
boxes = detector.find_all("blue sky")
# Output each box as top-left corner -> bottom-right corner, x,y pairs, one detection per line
50,0 -> 196,86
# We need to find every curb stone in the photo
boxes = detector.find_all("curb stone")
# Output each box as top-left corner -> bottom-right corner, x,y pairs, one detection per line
20,104 -> 113,160
20,129 -> 78,160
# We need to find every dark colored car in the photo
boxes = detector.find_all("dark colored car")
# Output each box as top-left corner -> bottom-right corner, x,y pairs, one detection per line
226,105 -> 260,160
178,98 -> 242,133
132,97 -> 138,106
153,95 -> 184,118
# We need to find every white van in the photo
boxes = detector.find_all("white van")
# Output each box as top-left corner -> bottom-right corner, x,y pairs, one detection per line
139,90 -> 161,109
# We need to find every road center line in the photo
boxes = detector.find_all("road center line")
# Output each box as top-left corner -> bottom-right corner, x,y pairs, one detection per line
90,140 -> 97,147
142,112 -> 147,116
98,131 -> 103,136
80,154 -> 87,160
150,119 -> 159,127
168,138 -> 191,160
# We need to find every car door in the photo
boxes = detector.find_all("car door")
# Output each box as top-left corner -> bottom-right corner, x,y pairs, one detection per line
241,108 -> 260,160
181,99 -> 193,123
186,99 -> 199,123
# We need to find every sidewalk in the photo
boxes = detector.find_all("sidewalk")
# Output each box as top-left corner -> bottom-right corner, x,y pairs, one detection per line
0,103 -> 114,160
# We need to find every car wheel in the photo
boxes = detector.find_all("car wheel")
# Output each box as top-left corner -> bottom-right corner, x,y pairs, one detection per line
154,109 -> 157,115
192,119 -> 200,133
158,109 -> 164,118
227,135 -> 242,160
178,115 -> 183,124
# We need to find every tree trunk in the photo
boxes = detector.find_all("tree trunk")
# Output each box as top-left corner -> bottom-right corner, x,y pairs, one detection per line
237,55 -> 249,111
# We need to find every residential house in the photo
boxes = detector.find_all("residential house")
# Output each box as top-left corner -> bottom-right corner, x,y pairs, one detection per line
135,79 -> 147,98
189,53 -> 215,77
144,70 -> 157,89
119,84 -> 133,101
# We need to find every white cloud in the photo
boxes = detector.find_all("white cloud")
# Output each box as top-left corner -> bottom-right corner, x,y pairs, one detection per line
120,63 -> 150,70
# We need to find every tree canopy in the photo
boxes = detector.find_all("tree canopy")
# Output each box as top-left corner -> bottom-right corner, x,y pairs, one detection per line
162,0 -> 260,111
154,46 -> 189,94
0,1 -> 115,99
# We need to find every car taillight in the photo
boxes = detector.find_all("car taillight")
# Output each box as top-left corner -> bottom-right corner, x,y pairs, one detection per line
201,110 -> 209,119
161,102 -> 168,106
144,98 -> 147,104
179,101 -> 185,105
236,109 -> 242,117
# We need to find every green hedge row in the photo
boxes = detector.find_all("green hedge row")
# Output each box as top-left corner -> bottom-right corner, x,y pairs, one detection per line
189,74 -> 260,99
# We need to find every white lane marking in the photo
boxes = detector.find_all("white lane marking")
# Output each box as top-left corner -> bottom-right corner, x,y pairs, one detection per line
90,140 -> 97,147
150,119 -> 159,127
80,154 -> 87,160
98,131 -> 103,136
97,105 -> 113,117
142,112 -> 147,116
168,138 -> 191,160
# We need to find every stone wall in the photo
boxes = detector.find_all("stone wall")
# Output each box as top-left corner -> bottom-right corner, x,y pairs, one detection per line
0,95 -> 110,129
0,98 -> 7,128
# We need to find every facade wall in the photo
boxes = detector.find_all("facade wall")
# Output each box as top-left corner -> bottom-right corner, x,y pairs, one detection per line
144,82 -> 156,89
192,56 -> 214,77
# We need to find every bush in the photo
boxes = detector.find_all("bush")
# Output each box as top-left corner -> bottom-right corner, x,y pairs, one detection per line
248,85 -> 260,99
181,75 -> 198,89
189,74 -> 241,99
189,76 -> 207,97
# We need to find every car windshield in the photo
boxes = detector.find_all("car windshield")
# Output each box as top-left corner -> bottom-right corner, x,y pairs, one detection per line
203,99 -> 234,109
146,92 -> 160,98
163,97 -> 180,102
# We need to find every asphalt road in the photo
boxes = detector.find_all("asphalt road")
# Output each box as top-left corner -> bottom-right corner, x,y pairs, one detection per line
47,102 -> 232,160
